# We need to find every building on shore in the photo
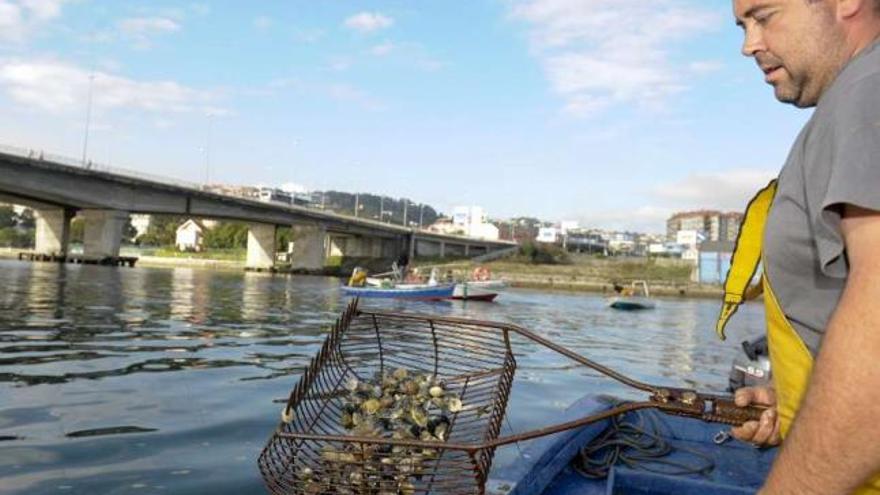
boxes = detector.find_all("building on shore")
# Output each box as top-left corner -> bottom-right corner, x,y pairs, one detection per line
666,210 -> 744,243
130,214 -> 152,239
698,241 -> 736,284
426,217 -> 465,236
175,219 -> 218,252
451,206 -> 499,240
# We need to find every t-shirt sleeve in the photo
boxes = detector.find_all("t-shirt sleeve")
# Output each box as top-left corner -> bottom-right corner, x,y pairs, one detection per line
816,78 -> 880,277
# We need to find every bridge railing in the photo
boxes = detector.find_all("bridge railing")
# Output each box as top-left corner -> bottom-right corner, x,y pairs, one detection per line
0,143 -> 204,191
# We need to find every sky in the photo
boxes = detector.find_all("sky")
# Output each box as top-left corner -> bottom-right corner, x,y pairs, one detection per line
0,0 -> 812,232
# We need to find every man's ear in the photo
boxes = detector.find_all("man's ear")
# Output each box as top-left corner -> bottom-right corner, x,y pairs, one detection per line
836,0 -> 867,20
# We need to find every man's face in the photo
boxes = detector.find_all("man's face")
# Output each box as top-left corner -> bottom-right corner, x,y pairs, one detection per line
734,0 -> 846,107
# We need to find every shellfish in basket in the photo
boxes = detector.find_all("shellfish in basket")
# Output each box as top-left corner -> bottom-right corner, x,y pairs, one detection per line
259,299 -> 767,494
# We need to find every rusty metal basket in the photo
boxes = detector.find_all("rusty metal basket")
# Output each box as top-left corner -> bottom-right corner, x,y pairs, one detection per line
259,299 -> 517,494
259,299 -> 766,495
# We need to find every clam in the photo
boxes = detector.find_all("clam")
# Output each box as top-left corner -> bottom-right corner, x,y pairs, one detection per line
341,412 -> 355,429
446,396 -> 463,413
361,398 -> 381,415
429,385 -> 445,398
402,380 -> 420,396
392,368 -> 408,380
344,376 -> 359,392
399,481 -> 416,495
322,446 -> 341,462
427,415 -> 450,441
410,406 -> 428,427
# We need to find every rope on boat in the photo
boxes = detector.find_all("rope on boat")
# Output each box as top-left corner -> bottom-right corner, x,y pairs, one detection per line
572,405 -> 715,479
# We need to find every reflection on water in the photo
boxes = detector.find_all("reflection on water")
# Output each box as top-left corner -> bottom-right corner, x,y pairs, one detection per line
0,259 -> 765,494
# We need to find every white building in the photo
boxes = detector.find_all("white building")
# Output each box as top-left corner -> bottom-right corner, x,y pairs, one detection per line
536,227 -> 559,243
130,214 -> 152,239
560,221 -> 579,235
175,219 -> 215,252
452,206 -> 499,240
676,230 -> 704,248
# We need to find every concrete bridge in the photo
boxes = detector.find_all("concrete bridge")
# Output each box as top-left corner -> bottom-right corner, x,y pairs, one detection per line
0,146 -> 515,270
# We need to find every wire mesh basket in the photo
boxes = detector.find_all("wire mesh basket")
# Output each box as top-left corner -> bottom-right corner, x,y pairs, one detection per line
259,299 -> 517,494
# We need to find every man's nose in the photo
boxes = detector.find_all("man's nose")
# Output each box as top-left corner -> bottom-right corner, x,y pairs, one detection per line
741,27 -> 765,57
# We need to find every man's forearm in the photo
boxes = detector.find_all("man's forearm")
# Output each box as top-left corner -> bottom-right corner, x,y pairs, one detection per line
760,260 -> 880,493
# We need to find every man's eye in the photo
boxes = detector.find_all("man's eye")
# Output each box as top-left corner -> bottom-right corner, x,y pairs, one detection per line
754,11 -> 774,25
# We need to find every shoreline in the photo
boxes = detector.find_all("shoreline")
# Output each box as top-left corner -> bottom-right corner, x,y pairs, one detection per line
0,249 -> 725,299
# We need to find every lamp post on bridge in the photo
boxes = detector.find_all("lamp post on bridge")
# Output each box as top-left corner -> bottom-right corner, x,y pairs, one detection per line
402,199 -> 408,227
81,72 -> 95,167
354,193 -> 360,218
418,204 -> 424,228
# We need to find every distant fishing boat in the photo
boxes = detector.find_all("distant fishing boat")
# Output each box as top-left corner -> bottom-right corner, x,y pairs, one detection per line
608,280 -> 656,310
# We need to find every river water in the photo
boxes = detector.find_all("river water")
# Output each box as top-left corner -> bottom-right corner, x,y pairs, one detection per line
0,260 -> 764,494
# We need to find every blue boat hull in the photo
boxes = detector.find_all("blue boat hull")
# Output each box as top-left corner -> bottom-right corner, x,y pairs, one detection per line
340,284 -> 455,300
488,395 -> 776,495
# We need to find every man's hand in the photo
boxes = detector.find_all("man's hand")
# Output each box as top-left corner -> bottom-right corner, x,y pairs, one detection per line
730,386 -> 781,447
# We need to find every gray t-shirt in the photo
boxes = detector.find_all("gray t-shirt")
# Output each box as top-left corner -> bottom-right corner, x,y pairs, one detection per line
764,39 -> 880,357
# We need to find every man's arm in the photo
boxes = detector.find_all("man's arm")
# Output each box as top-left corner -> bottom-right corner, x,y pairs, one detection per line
760,205 -> 880,494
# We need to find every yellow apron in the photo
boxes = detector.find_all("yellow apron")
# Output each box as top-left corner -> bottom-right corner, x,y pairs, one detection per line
717,180 -> 880,493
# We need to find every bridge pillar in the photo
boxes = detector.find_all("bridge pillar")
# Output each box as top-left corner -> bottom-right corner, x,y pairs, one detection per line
408,234 -> 416,260
34,208 -> 73,256
464,244 -> 470,256
439,242 -> 446,258
82,209 -> 128,258
246,223 -> 277,270
290,224 -> 326,270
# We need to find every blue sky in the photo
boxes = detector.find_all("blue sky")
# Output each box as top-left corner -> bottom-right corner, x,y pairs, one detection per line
0,0 -> 811,232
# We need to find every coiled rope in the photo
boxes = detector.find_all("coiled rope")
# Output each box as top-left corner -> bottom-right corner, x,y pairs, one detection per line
572,406 -> 715,479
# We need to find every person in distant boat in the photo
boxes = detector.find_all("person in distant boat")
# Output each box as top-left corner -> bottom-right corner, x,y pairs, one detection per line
392,252 -> 410,282
724,1 -> 880,493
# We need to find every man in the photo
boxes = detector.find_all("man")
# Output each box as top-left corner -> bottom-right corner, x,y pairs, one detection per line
728,0 -> 880,493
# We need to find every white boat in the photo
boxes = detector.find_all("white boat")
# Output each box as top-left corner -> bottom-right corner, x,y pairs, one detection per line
607,280 -> 656,310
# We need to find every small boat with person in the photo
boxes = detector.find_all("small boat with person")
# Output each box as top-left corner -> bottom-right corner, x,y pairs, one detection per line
342,266 -> 455,300
451,266 -> 507,302
608,280 -> 656,310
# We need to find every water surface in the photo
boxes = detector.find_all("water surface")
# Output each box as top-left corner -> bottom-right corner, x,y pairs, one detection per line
0,260 -> 763,494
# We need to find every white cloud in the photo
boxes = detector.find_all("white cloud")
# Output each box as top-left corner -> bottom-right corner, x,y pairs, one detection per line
572,168 -> 776,232
261,77 -> 383,111
689,60 -> 724,75
343,12 -> 393,33
20,0 -> 63,19
369,41 -> 394,56
118,16 -> 181,48
327,56 -> 352,72
510,0 -> 722,116
651,169 -> 776,211
0,0 -> 66,42
576,206 -> 672,233
294,28 -> 325,44
327,83 -> 384,111
253,15 -> 272,30
0,59 -> 222,115
189,3 -> 210,16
